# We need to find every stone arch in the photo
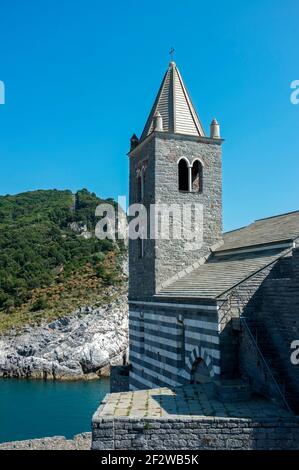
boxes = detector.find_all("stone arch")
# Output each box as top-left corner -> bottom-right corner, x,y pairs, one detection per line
191,159 -> 203,193
177,156 -> 191,166
178,157 -> 189,191
190,157 -> 204,168
185,345 -> 214,381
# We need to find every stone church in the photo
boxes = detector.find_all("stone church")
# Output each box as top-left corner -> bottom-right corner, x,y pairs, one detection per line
127,61 -> 299,413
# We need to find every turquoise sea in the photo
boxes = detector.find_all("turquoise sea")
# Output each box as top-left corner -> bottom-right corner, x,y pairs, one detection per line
0,378 -> 110,443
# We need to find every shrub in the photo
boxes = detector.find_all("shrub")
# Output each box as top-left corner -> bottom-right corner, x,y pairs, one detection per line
30,297 -> 49,312
0,189 -> 121,313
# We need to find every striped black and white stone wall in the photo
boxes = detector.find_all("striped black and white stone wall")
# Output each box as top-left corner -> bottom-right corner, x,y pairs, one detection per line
129,300 -> 220,390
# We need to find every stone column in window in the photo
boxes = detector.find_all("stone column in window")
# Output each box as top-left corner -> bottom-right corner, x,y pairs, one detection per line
188,165 -> 192,192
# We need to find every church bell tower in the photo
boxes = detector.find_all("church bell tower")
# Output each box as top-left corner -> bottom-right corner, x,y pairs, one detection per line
128,61 -> 223,300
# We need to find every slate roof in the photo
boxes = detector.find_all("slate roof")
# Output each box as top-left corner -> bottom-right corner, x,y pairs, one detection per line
140,62 -> 205,141
158,249 -> 288,299
215,210 -> 299,253
159,211 -> 299,300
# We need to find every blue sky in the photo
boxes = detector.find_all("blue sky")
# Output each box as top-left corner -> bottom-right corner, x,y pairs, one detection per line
0,0 -> 298,231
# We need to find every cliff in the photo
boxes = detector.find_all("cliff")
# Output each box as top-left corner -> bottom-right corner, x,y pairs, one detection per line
0,189 -> 128,379
0,292 -> 128,379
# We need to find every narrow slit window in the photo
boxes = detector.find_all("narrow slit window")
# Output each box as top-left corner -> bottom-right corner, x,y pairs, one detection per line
137,176 -> 142,201
138,238 -> 144,258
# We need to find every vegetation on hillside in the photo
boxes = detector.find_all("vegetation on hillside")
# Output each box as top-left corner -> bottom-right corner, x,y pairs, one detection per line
0,189 -> 126,332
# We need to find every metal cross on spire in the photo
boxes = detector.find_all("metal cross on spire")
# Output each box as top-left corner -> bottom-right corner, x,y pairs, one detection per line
169,47 -> 175,61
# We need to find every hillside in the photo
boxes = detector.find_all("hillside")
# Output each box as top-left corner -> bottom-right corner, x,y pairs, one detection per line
0,189 -> 126,333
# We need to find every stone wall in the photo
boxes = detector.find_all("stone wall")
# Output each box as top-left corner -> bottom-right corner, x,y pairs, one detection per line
239,319 -> 287,408
252,248 -> 299,411
129,300 -> 220,391
110,365 -> 130,393
92,416 -> 299,450
154,133 -> 222,292
128,132 -> 222,300
128,136 -> 156,299
217,256 -> 276,379
220,247 -> 299,412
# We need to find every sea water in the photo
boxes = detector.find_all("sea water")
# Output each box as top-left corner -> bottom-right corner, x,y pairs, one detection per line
0,377 -> 110,443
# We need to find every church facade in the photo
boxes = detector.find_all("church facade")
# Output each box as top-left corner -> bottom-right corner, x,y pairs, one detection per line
127,61 -> 299,412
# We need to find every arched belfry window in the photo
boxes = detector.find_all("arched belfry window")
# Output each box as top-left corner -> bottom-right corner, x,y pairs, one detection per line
192,160 -> 203,193
178,159 -> 189,191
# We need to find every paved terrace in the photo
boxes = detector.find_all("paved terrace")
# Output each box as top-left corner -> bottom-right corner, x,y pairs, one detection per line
95,383 -> 291,420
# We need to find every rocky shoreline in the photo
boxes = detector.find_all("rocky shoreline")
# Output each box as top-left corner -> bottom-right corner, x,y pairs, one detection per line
0,433 -> 91,450
0,294 -> 128,380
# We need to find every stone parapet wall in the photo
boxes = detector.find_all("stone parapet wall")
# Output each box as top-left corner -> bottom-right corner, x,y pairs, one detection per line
92,416 -> 299,450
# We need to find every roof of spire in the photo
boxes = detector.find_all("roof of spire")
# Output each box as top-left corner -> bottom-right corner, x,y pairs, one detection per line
140,61 -> 205,141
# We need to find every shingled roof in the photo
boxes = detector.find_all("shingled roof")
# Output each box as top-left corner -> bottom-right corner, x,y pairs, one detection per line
158,211 -> 299,300
215,210 -> 299,254
158,249 -> 288,299
140,61 -> 205,141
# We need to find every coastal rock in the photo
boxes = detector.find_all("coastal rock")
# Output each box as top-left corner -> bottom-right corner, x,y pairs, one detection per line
0,432 -> 91,450
0,295 -> 128,380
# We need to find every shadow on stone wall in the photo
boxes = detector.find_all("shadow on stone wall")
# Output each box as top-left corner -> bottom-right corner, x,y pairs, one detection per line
223,251 -> 299,414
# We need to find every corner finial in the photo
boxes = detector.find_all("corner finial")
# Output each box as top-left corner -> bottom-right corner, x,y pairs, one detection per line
153,111 -> 163,132
210,118 -> 220,139
130,134 -> 139,150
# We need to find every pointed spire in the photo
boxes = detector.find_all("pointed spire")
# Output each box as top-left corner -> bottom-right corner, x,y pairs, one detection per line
140,62 -> 205,141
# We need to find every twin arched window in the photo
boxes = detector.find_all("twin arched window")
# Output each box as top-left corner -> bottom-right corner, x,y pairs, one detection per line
178,158 -> 203,193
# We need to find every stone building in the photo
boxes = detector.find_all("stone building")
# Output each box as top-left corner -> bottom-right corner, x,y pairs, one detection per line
127,61 -> 299,413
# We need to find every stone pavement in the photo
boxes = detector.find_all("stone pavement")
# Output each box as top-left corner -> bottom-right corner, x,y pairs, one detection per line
98,383 -> 291,420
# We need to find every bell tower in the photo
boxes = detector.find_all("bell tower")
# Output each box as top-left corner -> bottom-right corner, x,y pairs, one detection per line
128,61 -> 223,300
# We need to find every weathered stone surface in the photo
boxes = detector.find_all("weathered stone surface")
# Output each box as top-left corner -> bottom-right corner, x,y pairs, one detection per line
92,383 -> 299,450
0,295 -> 128,379
0,433 -> 91,450
129,133 -> 223,300
110,365 -> 130,392
221,247 -> 299,413
93,383 -> 291,421
92,414 -> 299,450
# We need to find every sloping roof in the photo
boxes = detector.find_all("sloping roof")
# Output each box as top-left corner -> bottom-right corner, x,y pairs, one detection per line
158,249 -> 287,299
140,62 -> 205,141
215,211 -> 299,253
